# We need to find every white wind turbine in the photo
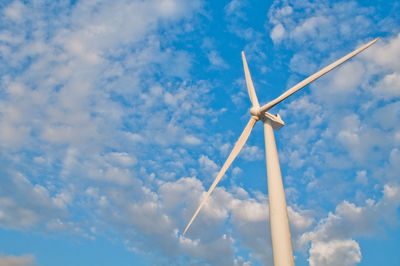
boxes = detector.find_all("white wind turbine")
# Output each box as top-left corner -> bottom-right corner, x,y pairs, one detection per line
183,38 -> 379,266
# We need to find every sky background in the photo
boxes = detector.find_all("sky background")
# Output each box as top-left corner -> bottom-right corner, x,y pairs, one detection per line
0,0 -> 399,265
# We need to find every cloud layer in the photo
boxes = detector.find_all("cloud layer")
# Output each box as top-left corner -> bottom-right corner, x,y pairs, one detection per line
0,0 -> 399,265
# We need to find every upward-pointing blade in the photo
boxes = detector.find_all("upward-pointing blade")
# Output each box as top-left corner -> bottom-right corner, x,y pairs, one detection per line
259,37 -> 379,114
242,52 -> 260,107
183,116 -> 258,235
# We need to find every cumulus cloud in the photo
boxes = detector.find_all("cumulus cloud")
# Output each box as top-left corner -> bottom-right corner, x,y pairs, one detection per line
240,144 -> 264,161
270,23 -> 286,43
308,239 -> 361,266
0,0 -> 275,264
1,0 -> 399,265
268,6 -> 396,120
0,168 -> 68,229
265,2 -> 400,264
78,171 -> 316,265
198,155 -> 220,180
298,183 -> 400,265
2,1 -> 26,23
267,0 -> 376,76
0,0 -> 220,260
274,20 -> 400,184
284,34 -> 400,173
87,177 -> 236,264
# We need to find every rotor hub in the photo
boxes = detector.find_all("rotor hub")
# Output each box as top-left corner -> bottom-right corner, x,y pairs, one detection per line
250,106 -> 261,117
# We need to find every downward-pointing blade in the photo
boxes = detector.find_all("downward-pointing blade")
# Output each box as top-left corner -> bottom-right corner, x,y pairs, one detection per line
259,37 -> 379,114
183,116 -> 258,235
242,52 -> 260,107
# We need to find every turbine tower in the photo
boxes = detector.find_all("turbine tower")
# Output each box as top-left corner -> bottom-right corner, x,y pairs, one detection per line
183,38 -> 379,266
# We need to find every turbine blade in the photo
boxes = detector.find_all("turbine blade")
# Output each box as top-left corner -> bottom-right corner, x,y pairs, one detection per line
259,37 -> 379,114
183,116 -> 258,235
242,51 -> 260,107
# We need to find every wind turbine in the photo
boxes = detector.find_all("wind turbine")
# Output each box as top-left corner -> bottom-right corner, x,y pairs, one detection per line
183,38 -> 379,266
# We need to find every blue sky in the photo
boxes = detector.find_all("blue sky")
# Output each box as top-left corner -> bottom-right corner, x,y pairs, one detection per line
0,0 -> 399,265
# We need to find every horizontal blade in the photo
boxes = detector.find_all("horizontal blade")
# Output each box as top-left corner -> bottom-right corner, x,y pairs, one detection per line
242,51 -> 260,107
183,116 -> 258,235
259,37 -> 379,114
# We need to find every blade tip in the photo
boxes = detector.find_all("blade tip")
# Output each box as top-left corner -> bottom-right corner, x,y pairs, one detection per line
183,223 -> 190,236
369,37 -> 380,45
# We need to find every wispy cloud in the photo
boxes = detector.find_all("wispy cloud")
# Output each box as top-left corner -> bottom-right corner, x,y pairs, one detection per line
0,254 -> 35,266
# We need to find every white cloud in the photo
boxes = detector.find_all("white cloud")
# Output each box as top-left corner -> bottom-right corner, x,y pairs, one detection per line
0,170 -> 68,229
231,198 -> 268,223
289,52 -> 318,75
308,239 -> 361,266
275,31 -> 400,195
0,254 -> 35,266
288,207 -> 314,235
0,0 -> 208,238
291,16 -> 331,42
265,3 -> 400,263
0,0 -> 399,265
268,4 -> 293,44
299,184 -> 400,264
207,50 -> 229,69
105,152 -> 137,167
270,23 -> 285,43
225,0 -> 244,17
183,135 -> 202,145
267,0 -> 375,65
355,170 -> 368,185
3,1 -> 26,23
79,171 -> 315,265
362,33 -> 400,70
373,72 -> 400,100
230,195 -> 314,264
240,144 -> 264,161
383,183 -> 400,204
91,177 -> 237,265
199,155 -> 220,180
